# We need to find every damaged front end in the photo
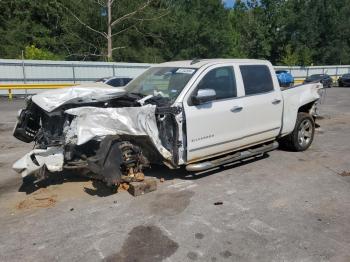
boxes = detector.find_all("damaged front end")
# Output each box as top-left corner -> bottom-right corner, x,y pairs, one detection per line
12,85 -> 183,187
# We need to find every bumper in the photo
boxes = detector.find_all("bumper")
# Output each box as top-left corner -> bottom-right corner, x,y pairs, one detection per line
12,147 -> 64,178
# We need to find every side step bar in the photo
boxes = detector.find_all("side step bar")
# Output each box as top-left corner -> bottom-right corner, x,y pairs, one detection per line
186,141 -> 279,172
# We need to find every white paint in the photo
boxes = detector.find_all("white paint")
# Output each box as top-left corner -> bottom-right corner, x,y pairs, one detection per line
281,83 -> 323,135
65,105 -> 172,160
12,147 -> 64,177
177,59 -> 321,162
32,83 -> 125,112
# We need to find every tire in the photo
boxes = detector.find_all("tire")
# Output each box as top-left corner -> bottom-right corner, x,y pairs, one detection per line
280,112 -> 315,152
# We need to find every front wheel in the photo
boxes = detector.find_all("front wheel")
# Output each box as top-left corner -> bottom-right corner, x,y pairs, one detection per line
280,112 -> 315,151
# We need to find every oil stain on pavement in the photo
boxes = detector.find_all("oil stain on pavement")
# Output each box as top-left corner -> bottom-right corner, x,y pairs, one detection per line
149,190 -> 194,216
105,225 -> 179,262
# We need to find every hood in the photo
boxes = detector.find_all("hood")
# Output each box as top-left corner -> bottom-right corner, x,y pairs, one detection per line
32,83 -> 126,112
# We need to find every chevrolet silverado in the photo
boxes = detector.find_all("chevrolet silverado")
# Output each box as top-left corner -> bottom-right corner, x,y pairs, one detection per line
12,59 -> 323,186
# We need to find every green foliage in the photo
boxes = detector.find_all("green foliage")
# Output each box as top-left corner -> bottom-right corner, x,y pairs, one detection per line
0,0 -> 350,65
281,45 -> 298,66
23,45 -> 61,60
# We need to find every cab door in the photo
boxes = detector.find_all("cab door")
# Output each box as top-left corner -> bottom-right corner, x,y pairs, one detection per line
236,64 -> 283,145
183,64 -> 245,162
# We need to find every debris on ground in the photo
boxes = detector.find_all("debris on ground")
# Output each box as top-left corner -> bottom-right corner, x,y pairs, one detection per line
128,178 -> 157,197
16,188 -> 57,210
118,183 -> 130,192
214,202 -> 223,206
160,178 -> 165,183
339,171 -> 350,177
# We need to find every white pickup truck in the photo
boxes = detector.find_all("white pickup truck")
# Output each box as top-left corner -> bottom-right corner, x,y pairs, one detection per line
13,59 -> 322,186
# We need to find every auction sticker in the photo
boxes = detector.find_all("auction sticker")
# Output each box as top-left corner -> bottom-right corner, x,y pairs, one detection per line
176,68 -> 196,74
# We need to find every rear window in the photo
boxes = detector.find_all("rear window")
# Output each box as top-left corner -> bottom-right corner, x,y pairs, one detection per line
240,65 -> 274,95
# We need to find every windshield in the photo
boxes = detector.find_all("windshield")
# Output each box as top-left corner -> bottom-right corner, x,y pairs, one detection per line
125,67 -> 197,103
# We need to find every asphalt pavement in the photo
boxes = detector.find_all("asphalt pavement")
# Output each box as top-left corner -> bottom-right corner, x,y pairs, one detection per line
0,88 -> 350,262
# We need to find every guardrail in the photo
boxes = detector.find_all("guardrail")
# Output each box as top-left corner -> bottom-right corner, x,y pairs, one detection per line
0,83 -> 77,100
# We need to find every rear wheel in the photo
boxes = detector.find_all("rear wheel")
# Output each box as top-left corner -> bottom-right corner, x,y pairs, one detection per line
280,112 -> 315,151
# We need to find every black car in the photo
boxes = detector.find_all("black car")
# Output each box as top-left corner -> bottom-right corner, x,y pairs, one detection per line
337,74 -> 350,87
96,76 -> 133,87
303,74 -> 333,88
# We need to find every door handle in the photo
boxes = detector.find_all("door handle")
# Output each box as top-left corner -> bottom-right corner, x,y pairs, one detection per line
272,99 -> 281,105
230,106 -> 243,112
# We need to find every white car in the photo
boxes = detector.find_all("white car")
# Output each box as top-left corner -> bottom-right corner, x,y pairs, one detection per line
13,59 -> 323,186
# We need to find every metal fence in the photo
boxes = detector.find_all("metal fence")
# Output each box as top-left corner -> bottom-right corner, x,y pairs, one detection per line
0,59 -> 152,83
0,59 -> 152,95
275,65 -> 350,81
1,59 -> 350,96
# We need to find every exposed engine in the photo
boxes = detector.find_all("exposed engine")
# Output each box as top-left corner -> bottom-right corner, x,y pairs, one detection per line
13,92 -> 181,187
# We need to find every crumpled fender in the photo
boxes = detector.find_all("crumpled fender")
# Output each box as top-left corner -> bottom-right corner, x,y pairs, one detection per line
65,105 -> 172,161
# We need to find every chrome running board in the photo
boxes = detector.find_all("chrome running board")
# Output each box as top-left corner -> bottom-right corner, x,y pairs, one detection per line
186,141 -> 279,172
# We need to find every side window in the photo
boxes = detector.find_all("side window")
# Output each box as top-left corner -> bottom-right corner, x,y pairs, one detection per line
196,66 -> 237,100
108,78 -> 123,87
240,65 -> 274,95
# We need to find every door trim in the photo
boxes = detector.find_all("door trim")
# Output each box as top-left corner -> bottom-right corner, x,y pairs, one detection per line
189,127 -> 281,152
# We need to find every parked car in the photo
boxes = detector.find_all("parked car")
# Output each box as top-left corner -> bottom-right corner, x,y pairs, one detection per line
275,70 -> 294,87
96,76 -> 133,87
13,59 -> 323,188
303,74 -> 333,88
337,74 -> 350,87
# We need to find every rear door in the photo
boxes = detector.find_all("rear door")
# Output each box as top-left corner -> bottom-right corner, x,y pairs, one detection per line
237,64 -> 283,145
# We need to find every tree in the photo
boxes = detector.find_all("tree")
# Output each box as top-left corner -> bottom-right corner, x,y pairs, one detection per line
23,45 -> 61,60
156,0 -> 234,60
0,0 -> 67,59
57,0 -> 168,61
281,45 -> 298,66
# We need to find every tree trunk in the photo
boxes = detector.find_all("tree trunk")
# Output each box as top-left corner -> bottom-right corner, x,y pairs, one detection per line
107,0 -> 112,61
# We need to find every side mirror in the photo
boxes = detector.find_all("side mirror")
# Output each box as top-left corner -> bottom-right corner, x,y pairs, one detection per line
192,89 -> 216,105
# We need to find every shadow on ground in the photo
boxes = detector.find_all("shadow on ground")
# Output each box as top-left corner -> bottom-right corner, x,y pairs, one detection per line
18,172 -> 116,197
145,153 -> 270,181
17,153 -> 272,197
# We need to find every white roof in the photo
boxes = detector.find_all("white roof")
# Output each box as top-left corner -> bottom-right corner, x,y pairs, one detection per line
157,59 -> 269,68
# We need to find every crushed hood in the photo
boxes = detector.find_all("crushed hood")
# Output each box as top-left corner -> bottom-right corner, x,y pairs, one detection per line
32,83 -> 125,112
65,105 -> 172,160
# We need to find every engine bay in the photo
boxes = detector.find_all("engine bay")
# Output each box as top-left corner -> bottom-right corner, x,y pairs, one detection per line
13,88 -> 183,187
